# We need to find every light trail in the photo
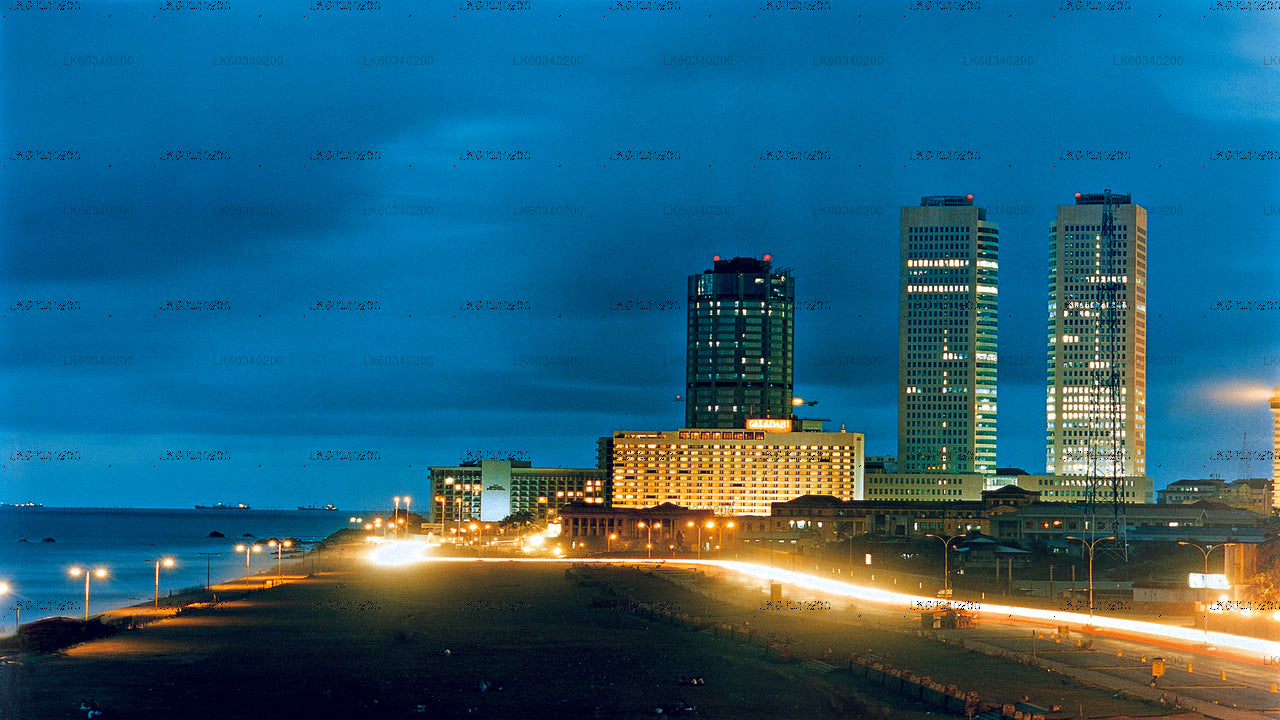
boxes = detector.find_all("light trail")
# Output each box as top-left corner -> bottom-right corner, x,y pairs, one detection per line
374,549 -> 1280,661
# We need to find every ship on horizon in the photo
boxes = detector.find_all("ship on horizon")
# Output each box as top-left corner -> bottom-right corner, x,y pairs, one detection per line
297,504 -> 339,511
195,502 -> 251,510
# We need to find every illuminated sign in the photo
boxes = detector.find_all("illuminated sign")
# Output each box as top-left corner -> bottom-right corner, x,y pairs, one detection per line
745,418 -> 793,432
1188,573 -> 1230,589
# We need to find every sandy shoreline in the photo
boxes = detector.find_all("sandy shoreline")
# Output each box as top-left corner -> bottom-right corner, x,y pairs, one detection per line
1,545 -> 1189,720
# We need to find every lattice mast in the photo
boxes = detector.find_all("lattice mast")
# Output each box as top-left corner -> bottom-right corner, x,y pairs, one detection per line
1084,188 -> 1128,561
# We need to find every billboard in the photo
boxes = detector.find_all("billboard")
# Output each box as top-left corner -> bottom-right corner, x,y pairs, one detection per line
746,418 -> 793,432
1188,573 -> 1230,589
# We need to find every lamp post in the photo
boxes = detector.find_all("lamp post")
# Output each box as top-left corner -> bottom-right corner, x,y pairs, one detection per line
607,533 -> 617,553
722,521 -> 734,557
1066,535 -> 1114,625
0,582 -> 13,635
638,521 -> 660,560
470,523 -> 480,557
235,543 -> 263,575
69,567 -> 107,621
404,496 -> 412,534
149,558 -> 175,608
196,552 -> 220,589
1178,541 -> 1233,646
925,533 -> 964,597
267,539 -> 293,581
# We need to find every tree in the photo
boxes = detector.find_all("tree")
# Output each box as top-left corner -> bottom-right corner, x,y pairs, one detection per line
501,510 -> 536,527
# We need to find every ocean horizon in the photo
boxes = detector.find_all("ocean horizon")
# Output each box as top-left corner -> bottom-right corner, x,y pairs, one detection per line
0,506 -> 370,632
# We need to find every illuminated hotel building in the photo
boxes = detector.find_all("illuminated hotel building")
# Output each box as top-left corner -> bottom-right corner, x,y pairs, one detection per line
1271,386 -> 1280,509
1046,191 -> 1146,478
427,460 -> 605,524
686,255 -> 794,429
600,421 -> 863,516
898,195 -> 998,479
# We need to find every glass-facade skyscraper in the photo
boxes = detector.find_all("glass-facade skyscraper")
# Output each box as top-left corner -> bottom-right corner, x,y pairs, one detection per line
1045,191 -> 1147,478
685,255 -> 794,429
898,196 -> 999,478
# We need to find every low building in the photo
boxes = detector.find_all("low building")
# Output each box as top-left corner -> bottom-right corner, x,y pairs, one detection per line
995,467 -> 1154,504
600,423 -> 864,516
1160,477 -> 1275,516
427,459 -> 606,523
557,501 -> 718,550
989,499 -> 1271,547
744,485 -> 1039,549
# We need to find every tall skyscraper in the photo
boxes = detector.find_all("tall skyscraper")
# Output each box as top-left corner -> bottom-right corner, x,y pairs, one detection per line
686,255 -> 794,429
1045,191 -> 1147,478
898,196 -> 999,478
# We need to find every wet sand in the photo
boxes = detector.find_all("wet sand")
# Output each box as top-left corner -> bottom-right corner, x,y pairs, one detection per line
3,549 -> 1186,720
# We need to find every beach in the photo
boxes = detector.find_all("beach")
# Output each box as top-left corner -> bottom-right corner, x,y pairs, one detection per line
2,545 -> 1186,720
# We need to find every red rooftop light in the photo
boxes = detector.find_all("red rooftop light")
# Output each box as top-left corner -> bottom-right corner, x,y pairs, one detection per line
966,194 -> 973,200
1075,192 -> 1082,198
713,255 -> 721,262
762,254 -> 772,262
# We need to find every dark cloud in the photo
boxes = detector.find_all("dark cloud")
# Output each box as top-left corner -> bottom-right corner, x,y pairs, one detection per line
3,2 -> 1277,507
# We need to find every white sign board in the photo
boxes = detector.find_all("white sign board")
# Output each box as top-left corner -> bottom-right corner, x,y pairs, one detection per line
1188,573 -> 1230,589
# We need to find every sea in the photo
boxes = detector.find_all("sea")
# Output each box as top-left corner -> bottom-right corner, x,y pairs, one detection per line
0,506 -> 361,633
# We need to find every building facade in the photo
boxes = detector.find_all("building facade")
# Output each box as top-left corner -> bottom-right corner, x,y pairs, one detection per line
558,502 -> 717,549
686,255 -> 794,429
996,468 -> 1154,504
427,460 -> 606,523
600,424 -> 864,516
1272,386 -> 1280,509
898,196 -> 998,478
1046,191 -> 1147,479
1159,477 -> 1274,515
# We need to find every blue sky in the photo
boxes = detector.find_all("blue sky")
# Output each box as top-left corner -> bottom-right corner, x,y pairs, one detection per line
2,0 -> 1278,509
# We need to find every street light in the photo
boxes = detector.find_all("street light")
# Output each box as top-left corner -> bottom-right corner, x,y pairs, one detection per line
1178,541 -> 1234,646
196,552 -> 220,590
69,567 -> 107,621
925,533 -> 964,596
638,521 -> 661,559
149,558 -> 175,608
470,522 -> 480,557
404,496 -> 412,534
234,543 -> 263,575
267,539 -> 293,581
0,582 -> 13,635
607,533 -> 617,553
1065,535 -> 1115,625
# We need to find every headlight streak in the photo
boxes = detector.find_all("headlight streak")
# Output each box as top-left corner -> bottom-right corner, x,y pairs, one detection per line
365,538 -> 433,567
380,556 -> 1280,661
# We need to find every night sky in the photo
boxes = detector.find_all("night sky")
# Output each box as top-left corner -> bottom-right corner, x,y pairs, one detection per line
3,0 -> 1278,509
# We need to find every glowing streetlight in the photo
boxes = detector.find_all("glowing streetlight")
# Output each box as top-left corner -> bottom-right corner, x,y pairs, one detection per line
267,539 -> 293,581
638,521 -> 661,559
1178,540 -> 1233,646
69,567 -> 108,621
607,533 -> 617,553
925,533 -> 965,596
469,522 -> 481,557
0,582 -> 13,635
149,558 -> 175,608
404,496 -> 412,534
1066,535 -> 1115,625
234,543 -> 263,575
